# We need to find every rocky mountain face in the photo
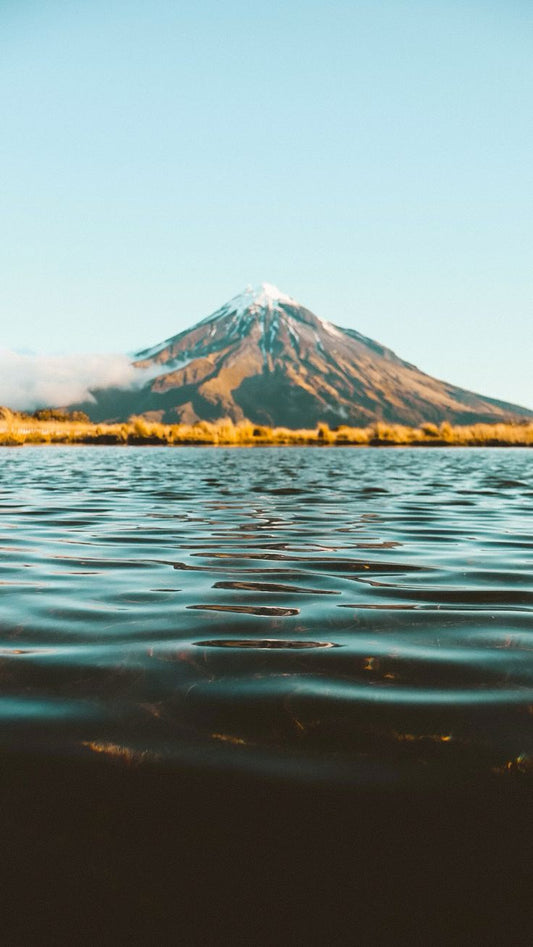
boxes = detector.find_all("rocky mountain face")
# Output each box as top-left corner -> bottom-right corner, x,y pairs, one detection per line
79,283 -> 532,426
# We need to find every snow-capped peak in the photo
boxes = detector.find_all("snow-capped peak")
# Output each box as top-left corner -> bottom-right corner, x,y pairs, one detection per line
194,282 -> 296,332
250,282 -> 294,307
223,282 -> 295,317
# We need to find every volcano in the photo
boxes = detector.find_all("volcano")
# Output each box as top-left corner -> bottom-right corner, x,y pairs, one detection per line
79,283 -> 532,426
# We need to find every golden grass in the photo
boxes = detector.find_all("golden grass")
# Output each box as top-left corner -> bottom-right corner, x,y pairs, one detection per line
0,408 -> 532,447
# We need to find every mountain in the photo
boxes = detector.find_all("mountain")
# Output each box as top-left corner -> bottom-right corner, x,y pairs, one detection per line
79,283 -> 532,427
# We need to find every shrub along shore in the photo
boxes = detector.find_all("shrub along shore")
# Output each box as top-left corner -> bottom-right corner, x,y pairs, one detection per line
0,409 -> 532,447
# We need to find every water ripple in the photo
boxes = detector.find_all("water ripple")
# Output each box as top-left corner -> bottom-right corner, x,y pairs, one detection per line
0,445 -> 532,785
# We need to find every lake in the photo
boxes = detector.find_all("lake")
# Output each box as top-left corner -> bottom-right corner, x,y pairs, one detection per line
1,446 -> 532,944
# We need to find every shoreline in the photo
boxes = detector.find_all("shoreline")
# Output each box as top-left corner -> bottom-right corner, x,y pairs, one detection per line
1,440 -> 532,448
1,415 -> 532,448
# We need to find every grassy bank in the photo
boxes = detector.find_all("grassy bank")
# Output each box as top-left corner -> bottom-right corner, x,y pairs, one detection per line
0,409 -> 532,446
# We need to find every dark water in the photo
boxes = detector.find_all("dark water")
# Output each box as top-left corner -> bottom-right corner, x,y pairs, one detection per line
1,446 -> 532,944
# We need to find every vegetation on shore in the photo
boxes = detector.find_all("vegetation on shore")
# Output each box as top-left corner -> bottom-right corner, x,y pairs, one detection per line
0,408 -> 532,447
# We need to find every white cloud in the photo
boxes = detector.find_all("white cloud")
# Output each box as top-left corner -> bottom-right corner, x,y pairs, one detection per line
0,349 -> 151,411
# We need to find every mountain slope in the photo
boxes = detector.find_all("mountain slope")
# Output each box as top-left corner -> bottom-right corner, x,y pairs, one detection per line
80,283 -> 533,426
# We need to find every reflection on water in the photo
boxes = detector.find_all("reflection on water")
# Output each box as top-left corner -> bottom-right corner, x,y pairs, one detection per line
0,445 -> 532,785
195,638 -> 338,649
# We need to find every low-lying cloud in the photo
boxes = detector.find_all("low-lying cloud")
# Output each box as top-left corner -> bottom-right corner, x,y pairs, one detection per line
0,349 -> 150,411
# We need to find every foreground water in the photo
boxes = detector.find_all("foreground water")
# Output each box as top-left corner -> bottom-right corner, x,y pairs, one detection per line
0,445 -> 531,787
1,445 -> 533,944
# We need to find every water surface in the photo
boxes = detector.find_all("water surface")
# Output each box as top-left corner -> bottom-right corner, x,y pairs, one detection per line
1,445 -> 532,787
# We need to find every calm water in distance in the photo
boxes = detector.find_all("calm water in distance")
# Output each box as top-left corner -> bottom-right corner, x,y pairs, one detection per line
1,445 -> 532,787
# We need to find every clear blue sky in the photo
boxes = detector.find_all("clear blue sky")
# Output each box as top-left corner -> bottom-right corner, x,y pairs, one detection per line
1,0 -> 532,408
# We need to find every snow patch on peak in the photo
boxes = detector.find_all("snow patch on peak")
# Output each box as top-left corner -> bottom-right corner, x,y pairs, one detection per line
190,282 -> 299,340
220,282 -> 296,319
322,320 -> 343,338
250,282 -> 294,307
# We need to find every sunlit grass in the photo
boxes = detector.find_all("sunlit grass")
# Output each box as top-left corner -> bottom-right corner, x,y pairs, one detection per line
0,408 -> 532,447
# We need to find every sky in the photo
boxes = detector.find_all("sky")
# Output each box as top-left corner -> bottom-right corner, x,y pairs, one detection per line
1,0 -> 532,409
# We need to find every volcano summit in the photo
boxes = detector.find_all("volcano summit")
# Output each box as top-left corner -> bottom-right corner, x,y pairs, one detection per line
79,283 -> 532,426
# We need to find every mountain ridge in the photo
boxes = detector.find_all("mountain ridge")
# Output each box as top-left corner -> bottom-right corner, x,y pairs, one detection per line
75,283 -> 533,426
